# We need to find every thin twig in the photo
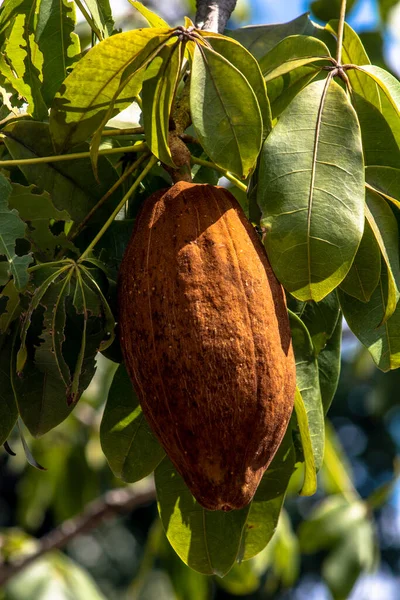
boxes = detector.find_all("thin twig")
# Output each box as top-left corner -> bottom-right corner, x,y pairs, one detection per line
0,143 -> 148,168
68,152 -> 150,244
0,480 -> 156,587
98,127 -> 145,137
336,0 -> 347,65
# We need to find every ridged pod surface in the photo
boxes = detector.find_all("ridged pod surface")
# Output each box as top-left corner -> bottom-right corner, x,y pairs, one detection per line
118,182 -> 295,511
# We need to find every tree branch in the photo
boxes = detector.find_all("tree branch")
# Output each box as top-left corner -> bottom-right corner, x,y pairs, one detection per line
195,0 -> 238,33
0,480 -> 156,587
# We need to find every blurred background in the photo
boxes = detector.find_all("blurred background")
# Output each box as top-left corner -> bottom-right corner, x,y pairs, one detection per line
1,0 -> 400,598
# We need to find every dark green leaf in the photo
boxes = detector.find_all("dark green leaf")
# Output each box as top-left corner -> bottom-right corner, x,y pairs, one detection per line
142,42 -> 182,165
258,78 -> 364,301
50,28 -> 171,152
3,121 -> 122,229
339,264 -> 400,371
0,330 -> 19,446
340,218 -> 381,302
288,290 -> 340,355
190,43 -> 262,178
0,280 -> 21,334
155,457 -> 249,576
259,35 -> 331,81
36,0 -> 81,106
0,173 -> 32,290
318,314 -> 342,414
289,310 -> 324,472
201,34 -> 272,136
365,189 -> 400,324
267,64 -> 322,119
227,14 -> 327,60
8,184 -> 76,261
100,363 -> 165,482
351,92 -> 400,169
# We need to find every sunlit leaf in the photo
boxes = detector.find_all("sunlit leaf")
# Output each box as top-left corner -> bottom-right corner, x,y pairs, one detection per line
293,387 -> 317,496
128,0 -> 170,27
258,78 -> 364,301
83,0 -> 116,38
50,28 -> 171,152
318,314 -> 342,414
36,0 -> 81,106
155,457 -> 249,576
100,363 -> 165,482
190,43 -> 262,178
289,310 -> 324,472
142,41 -> 183,165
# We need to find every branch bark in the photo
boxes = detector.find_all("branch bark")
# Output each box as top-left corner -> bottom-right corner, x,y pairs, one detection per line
0,480 -> 156,587
195,0 -> 238,33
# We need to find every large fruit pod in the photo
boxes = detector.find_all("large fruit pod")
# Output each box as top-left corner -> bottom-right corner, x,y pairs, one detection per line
118,182 -> 296,511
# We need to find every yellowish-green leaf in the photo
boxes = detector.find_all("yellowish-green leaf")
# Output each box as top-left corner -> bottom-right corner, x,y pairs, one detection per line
259,35 -> 331,81
294,387 -> 317,496
128,0 -> 169,27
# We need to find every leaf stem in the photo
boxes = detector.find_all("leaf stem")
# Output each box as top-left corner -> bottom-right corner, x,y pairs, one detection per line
190,156 -> 247,192
98,127 -> 144,137
68,152 -> 150,243
0,142 -> 147,168
74,0 -> 103,41
336,0 -> 347,65
78,156 -> 157,263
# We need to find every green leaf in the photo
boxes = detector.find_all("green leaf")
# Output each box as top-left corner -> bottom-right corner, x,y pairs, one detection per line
128,0 -> 170,27
0,280 -> 21,334
365,189 -> 400,324
142,42 -> 182,165
0,331 -> 19,445
318,314 -> 342,414
258,78 -> 365,301
259,35 -> 331,81
267,64 -> 322,119
36,0 -> 81,106
100,363 -> 165,482
293,387 -> 317,496
340,218 -> 381,302
239,431 -> 296,561
289,310 -> 324,472
190,43 -> 262,178
8,184 -> 76,261
82,0 -> 116,38
356,65 -> 400,148
3,121 -> 122,228
155,457 -> 249,576
0,173 -> 32,290
351,92 -> 400,168
200,34 -> 272,136
0,10 -> 47,120
339,264 -> 400,371
287,290 -> 340,355
50,28 -> 171,152
228,13 -> 327,60
216,561 -> 260,595
366,166 -> 400,210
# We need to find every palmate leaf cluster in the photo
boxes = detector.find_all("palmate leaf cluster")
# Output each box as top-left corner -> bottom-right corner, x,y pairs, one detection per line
0,0 -> 399,594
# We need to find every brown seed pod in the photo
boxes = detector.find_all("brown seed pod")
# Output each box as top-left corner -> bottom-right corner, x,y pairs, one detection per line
118,181 -> 296,511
